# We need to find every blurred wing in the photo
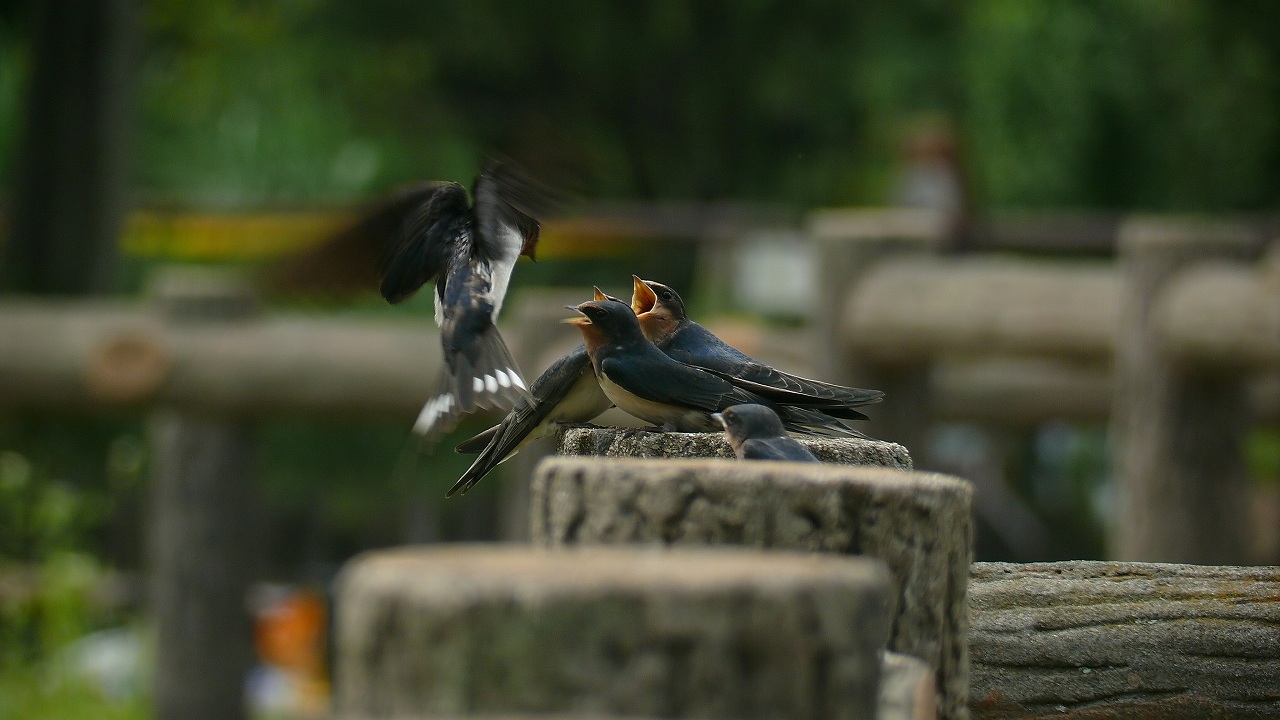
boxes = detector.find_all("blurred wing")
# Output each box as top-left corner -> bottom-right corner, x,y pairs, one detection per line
471,159 -> 551,262
261,181 -> 459,299
378,182 -> 471,303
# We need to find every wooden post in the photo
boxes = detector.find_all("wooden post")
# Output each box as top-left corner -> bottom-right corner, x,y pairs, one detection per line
969,562 -> 1280,719
809,209 -> 942,463
147,268 -> 261,720
2,0 -> 139,294
1110,218 -> 1259,563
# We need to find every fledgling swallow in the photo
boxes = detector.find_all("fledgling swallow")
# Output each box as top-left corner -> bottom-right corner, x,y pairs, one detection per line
446,288 -> 616,496
564,298 -> 778,432
714,404 -> 820,462
630,276 -> 882,435
372,160 -> 556,439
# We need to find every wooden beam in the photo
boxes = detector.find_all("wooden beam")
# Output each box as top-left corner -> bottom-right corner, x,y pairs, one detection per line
0,301 -> 440,417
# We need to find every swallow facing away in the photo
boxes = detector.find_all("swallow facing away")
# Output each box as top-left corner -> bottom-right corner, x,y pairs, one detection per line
371,161 -> 555,439
564,298 -> 794,432
714,404 -> 820,462
445,289 -> 617,497
630,276 -> 882,436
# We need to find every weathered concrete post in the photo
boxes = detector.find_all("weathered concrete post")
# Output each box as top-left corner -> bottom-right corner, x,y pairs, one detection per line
532,443 -> 972,720
809,209 -> 942,461
148,268 -> 261,720
335,545 -> 895,719
1110,218 -> 1259,563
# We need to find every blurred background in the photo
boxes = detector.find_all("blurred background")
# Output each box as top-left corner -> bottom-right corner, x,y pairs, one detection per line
1,1 -> 1278,718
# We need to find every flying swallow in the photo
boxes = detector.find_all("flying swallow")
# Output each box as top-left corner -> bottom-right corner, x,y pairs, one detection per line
564,298 -> 783,432
714,404 -> 820,462
446,289 -> 616,496
630,276 -> 882,434
367,160 -> 557,439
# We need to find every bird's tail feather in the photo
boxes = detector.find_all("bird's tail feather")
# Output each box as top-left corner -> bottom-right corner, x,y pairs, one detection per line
454,424 -> 500,454
414,326 -> 529,441
776,405 -> 868,439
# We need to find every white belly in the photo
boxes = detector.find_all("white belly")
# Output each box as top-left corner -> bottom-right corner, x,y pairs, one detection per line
598,374 -> 717,431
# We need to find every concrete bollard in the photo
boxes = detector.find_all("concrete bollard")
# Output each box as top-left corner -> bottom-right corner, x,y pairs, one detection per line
531,450 -> 972,720
335,545 -> 894,720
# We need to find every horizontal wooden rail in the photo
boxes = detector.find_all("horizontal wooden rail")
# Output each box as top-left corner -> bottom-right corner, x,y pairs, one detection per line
841,256 -> 1279,370
0,300 -> 440,417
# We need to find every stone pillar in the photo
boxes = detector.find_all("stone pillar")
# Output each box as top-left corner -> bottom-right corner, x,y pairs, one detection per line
1110,218 -> 1258,563
335,545 -> 894,720
532,452 -> 972,720
148,268 -> 262,720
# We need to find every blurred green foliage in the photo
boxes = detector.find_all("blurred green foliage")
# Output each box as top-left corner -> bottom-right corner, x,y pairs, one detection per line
123,0 -> 1280,209
0,443 -> 147,720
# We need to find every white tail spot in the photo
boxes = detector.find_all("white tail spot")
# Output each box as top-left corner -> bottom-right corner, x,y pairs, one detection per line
484,375 -> 498,394
473,377 -> 485,393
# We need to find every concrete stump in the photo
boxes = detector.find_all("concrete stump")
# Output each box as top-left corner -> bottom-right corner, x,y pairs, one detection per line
531,455 -> 972,720
336,545 -> 894,720
969,562 -> 1280,719
557,426 -> 912,470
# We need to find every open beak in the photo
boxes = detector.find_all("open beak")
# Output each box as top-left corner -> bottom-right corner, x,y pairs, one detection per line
561,304 -> 590,326
711,412 -> 726,429
631,275 -> 658,315
593,287 -> 610,302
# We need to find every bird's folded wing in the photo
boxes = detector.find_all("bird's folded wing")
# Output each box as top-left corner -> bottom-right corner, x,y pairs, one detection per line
601,355 -> 753,412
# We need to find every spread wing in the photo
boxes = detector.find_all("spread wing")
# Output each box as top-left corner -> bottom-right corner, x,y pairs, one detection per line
378,182 -> 471,303
471,160 -> 549,263
600,353 -> 760,413
261,181 -> 463,299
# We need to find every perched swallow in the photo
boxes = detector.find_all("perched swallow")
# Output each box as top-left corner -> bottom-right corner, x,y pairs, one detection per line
630,276 -> 882,434
446,289 -> 617,496
714,404 -> 820,462
564,298 -> 784,432
370,161 -> 556,439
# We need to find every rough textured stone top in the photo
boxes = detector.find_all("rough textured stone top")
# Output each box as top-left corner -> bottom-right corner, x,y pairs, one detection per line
557,425 -> 912,470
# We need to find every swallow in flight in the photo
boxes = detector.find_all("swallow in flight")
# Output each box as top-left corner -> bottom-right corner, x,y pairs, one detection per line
370,161 -> 556,439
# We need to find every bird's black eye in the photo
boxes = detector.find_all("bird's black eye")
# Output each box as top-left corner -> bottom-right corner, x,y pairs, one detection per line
586,307 -> 605,319
659,290 -> 672,301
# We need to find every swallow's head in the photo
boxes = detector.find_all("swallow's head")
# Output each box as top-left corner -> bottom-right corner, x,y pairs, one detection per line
716,403 -> 787,450
563,298 -> 640,351
632,276 -> 686,343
